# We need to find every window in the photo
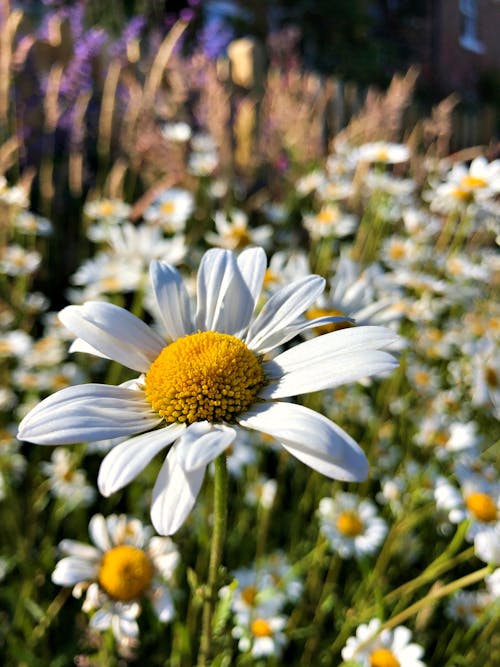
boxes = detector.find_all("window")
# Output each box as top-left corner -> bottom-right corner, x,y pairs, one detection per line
459,0 -> 485,53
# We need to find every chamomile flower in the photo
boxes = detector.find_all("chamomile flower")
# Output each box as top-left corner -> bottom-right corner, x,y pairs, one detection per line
318,492 -> 388,559
431,157 -> 500,210
446,590 -> 494,626
302,204 -> 357,240
143,188 -> 194,232
341,618 -> 426,667
353,141 -> 410,165
206,209 -> 272,250
0,244 -> 41,276
41,447 -> 95,507
84,198 -> 131,223
51,514 -> 179,643
232,609 -> 288,658
434,474 -> 500,540
307,255 -> 404,332
18,247 -> 400,536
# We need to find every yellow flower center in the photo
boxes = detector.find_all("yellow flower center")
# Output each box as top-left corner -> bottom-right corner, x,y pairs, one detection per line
98,545 -> 154,601
460,175 -> 487,190
263,267 -> 280,286
306,307 -> 353,334
465,492 -> 498,522
160,201 -> 176,216
99,201 -> 116,216
227,226 -> 252,249
317,207 -> 339,224
451,188 -> 473,202
241,585 -> 258,606
144,331 -> 265,425
388,243 -> 406,260
336,511 -> 364,537
251,618 -> 273,637
376,149 -> 390,162
370,648 -> 401,667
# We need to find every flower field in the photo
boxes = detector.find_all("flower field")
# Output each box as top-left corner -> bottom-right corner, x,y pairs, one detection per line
1,5 -> 499,667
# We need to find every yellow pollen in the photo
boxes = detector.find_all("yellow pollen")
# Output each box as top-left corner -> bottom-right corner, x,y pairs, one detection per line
317,207 -> 339,224
241,585 -> 258,606
434,431 -> 449,448
370,648 -> 400,667
99,201 -> 116,216
98,545 -> 153,601
263,267 -> 280,286
376,149 -> 390,162
388,243 -> 406,260
160,201 -> 176,216
227,226 -> 252,249
460,175 -> 487,190
306,307 -> 353,334
251,618 -> 273,637
336,511 -> 364,537
144,331 -> 265,425
414,370 -> 430,386
451,188 -> 473,202
101,276 -> 122,291
465,492 -> 498,522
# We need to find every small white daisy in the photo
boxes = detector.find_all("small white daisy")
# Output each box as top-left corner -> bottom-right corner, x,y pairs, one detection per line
143,188 -> 194,232
317,492 -> 388,559
52,514 -> 179,643
41,447 -> 95,507
18,247 -> 401,536
353,141 -> 410,165
341,617 -> 426,667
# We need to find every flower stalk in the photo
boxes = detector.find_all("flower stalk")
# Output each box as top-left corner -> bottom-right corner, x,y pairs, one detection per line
197,452 -> 228,667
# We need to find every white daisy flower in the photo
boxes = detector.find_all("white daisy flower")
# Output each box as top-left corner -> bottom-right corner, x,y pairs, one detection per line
232,610 -> 288,658
302,204 -> 358,240
41,447 -> 95,507
307,255 -> 404,333
318,492 -> 388,559
434,474 -> 500,541
143,188 -> 194,232
84,198 -> 131,222
206,209 -> 273,250
341,617 -> 426,667
0,244 -> 41,276
352,141 -> 410,165
18,247 -> 400,535
52,514 -> 179,643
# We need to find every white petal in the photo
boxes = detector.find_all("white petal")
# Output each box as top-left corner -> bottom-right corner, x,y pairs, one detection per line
69,338 -> 111,359
238,402 -> 368,482
231,246 -> 267,335
58,539 -> 101,561
237,247 -> 266,304
52,557 -> 98,586
261,326 -> 400,398
245,275 -> 325,353
149,260 -> 194,341
252,315 -> 354,353
176,422 -> 236,472
98,423 -> 186,497
151,586 -> 175,622
88,514 -> 112,552
195,248 -> 236,331
90,609 -> 112,631
150,446 -> 205,536
59,302 -> 165,372
17,384 -> 161,445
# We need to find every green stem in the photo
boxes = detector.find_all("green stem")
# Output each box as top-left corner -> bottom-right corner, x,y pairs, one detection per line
197,453 -> 228,667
